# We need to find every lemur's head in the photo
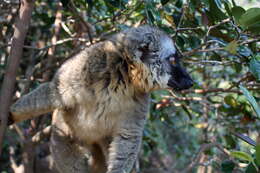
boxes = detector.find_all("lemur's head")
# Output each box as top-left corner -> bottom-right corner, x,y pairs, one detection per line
115,25 -> 193,92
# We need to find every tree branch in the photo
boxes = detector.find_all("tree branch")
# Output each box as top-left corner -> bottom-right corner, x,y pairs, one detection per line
0,0 -> 35,155
183,142 -> 230,173
204,18 -> 230,43
68,0 -> 94,44
180,88 -> 242,94
0,37 -> 90,50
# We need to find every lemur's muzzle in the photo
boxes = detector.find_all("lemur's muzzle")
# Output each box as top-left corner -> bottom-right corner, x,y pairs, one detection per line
167,64 -> 193,91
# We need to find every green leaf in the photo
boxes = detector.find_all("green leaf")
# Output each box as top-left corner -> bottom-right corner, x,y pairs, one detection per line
224,95 -> 238,108
231,6 -> 246,24
250,57 -> 260,80
209,0 -> 227,21
146,2 -> 161,24
224,135 -> 236,149
225,40 -> 238,54
147,10 -> 155,24
224,2 -> 232,17
247,22 -> 260,35
175,0 -> 183,8
190,0 -> 200,10
214,0 -> 222,9
172,13 -> 182,26
231,0 -> 236,7
233,63 -> 242,73
105,0 -> 126,9
210,52 -> 222,61
221,160 -> 235,173
245,162 -> 258,173
164,14 -> 175,26
230,151 -> 254,162
160,0 -> 170,6
60,0 -> 69,7
176,36 -> 185,49
239,8 -> 260,28
238,46 -> 252,57
240,85 -> 260,117
255,145 -> 260,166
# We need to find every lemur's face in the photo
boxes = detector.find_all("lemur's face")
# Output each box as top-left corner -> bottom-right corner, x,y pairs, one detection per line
138,31 -> 193,91
118,26 -> 193,92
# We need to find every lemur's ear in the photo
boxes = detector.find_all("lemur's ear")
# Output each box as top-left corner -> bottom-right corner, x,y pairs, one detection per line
143,33 -> 155,44
139,33 -> 156,52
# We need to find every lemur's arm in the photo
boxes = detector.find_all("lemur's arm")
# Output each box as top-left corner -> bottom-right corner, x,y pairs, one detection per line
107,115 -> 146,173
10,82 -> 61,124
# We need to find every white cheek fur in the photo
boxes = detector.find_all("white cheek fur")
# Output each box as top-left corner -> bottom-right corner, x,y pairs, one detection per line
163,39 -> 175,51
150,66 -> 171,89
160,38 -> 176,59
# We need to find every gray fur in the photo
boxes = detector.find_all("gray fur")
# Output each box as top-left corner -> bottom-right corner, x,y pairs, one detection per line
10,26 -> 193,173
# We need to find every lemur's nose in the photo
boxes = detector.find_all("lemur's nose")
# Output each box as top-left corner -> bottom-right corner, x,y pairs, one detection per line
186,79 -> 194,88
181,78 -> 193,89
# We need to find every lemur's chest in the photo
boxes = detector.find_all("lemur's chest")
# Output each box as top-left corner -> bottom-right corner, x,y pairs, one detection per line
66,91 -> 136,143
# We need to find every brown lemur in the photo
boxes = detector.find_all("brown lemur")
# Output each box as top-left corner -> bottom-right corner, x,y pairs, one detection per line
9,26 -> 193,173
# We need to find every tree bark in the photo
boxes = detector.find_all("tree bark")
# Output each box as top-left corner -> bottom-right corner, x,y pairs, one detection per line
0,0 -> 35,155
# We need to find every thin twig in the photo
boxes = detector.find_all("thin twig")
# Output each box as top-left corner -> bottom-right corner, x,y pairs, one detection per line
173,3 -> 188,40
180,88 -> 242,94
227,73 -> 253,90
163,95 -> 203,101
181,18 -> 231,57
0,37 -> 90,50
240,37 -> 260,45
68,0 -> 93,44
204,18 -> 231,43
185,60 -> 234,66
176,27 -> 202,32
183,142 -> 230,173
229,19 -> 241,40
183,46 -> 229,57
183,32 -> 259,57
13,124 -> 26,142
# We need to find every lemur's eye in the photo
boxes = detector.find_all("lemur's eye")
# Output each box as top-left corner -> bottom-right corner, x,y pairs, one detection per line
150,51 -> 157,55
138,44 -> 150,53
169,57 -> 176,65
